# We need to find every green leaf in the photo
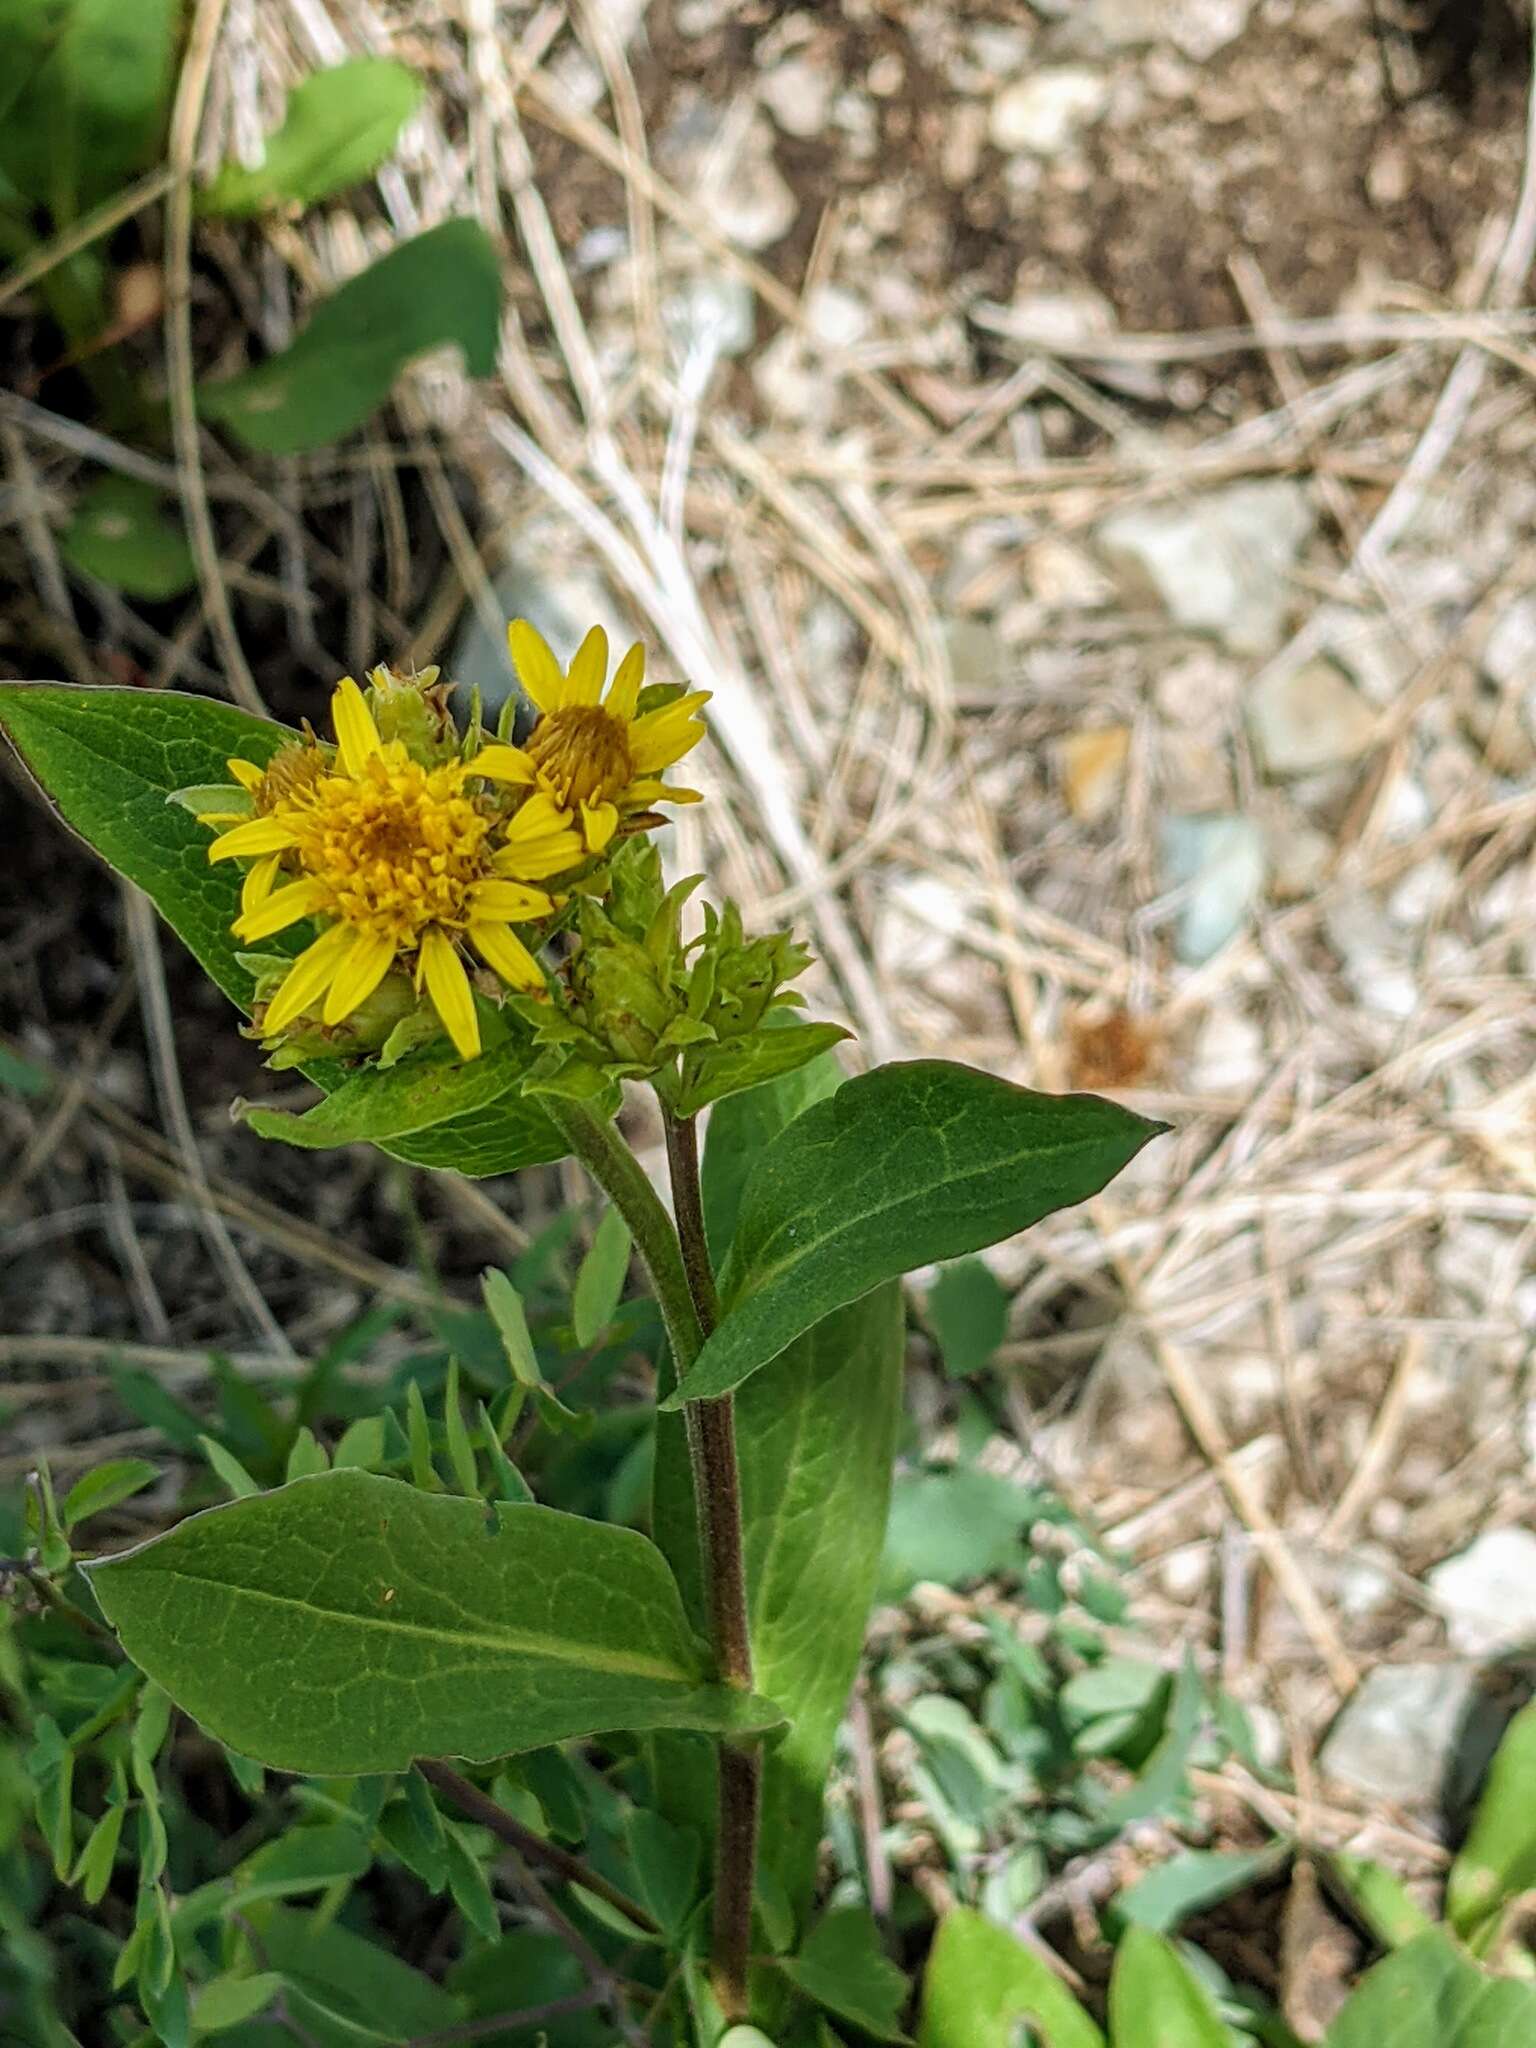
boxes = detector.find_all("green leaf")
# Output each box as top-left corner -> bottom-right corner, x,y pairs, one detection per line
925,1257 -> 1010,1380
285,1425 -> 330,1481
200,59 -> 424,217
1328,1852 -> 1435,1951
778,1907 -> 910,2043
198,219 -> 500,454
442,1359 -> 479,1498
0,683 -> 573,1179
83,1468 -> 781,1774
333,1415 -> 388,1471
443,1819 -> 499,1940
1107,1927 -> 1231,2048
674,1019 -> 851,1119
71,1796 -> 127,1905
625,1809 -> 701,1942
229,1823 -> 372,1903
476,1400 -> 533,1505
1326,1930 -> 1536,2048
572,1205 -> 631,1347
239,1902 -> 461,2043
880,1467 -> 1037,1599
60,477 -> 196,600
1113,1847 -> 1287,1935
200,1434 -> 260,1500
667,1061 -> 1163,1405
27,1715 -> 74,1879
652,1052 -> 904,1923
1447,1702 -> 1536,1946
1095,1651 -> 1203,1830
918,1908 -> 1103,2048
190,1972 -> 284,2033
482,1268 -> 580,1427
0,0 -> 179,212
61,1456 -> 159,1528
241,1036 -> 559,1162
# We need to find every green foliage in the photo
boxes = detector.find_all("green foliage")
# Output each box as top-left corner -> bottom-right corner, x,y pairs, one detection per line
198,218 -> 501,452
58,476 -> 196,599
0,0 -> 180,215
85,1468 -> 781,1772
1446,1702 -> 1536,1952
778,1906 -> 910,2041
200,59 -> 425,217
1326,1931 -> 1536,2046
1108,1925 -> 1234,2046
919,1908 -> 1105,2048
924,1256 -> 1010,1379
668,1062 -> 1164,1404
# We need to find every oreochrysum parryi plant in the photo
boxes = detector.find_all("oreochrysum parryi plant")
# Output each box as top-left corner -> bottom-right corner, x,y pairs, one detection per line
0,630 -> 1165,2044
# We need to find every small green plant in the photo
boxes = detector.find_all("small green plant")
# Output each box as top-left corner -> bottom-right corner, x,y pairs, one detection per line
0,642 -> 1161,2042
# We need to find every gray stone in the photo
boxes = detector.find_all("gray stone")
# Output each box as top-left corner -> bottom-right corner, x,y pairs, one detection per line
1428,1529 -> 1536,1658
664,273 -> 756,360
1483,591 -> 1536,689
1249,659 -> 1378,777
1097,481 -> 1315,656
1078,0 -> 1253,57
1162,814 -> 1267,963
1320,1663 -> 1511,1811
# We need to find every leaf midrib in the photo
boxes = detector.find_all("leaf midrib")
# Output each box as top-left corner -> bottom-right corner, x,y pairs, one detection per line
100,1564 -> 695,1687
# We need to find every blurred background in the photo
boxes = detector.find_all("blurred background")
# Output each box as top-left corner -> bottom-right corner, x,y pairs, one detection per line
3,0 -> 1536,2034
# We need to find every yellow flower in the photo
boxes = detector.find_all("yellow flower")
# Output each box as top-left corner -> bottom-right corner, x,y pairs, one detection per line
206,677 -> 583,1062
473,620 -> 710,853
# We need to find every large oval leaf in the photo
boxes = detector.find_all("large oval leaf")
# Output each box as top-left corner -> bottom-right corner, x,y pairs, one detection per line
84,1470 -> 779,1774
0,682 -> 566,1175
1327,1930 -> 1536,2048
1106,1927 -> 1230,2048
665,1061 -> 1164,1406
919,1908 -> 1103,2048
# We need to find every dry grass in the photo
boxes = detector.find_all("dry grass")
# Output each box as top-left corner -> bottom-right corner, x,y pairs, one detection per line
5,0 -> 1536,1920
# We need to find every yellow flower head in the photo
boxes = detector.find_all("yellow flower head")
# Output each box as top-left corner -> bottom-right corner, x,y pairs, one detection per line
205,676 -> 583,1062
472,621 -> 710,855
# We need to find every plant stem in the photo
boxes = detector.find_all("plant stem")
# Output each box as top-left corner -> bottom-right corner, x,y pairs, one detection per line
547,1100 -> 761,2023
663,1111 -> 761,2027
417,1760 -> 658,1937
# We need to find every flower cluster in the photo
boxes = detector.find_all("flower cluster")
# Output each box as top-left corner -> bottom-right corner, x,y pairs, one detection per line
185,623 -> 708,1063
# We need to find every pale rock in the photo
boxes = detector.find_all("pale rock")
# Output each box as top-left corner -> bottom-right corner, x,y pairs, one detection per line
1326,1548 -> 1397,1620
1058,726 -> 1130,822
1321,1663 -> 1509,1808
1079,0 -> 1252,56
989,67 -> 1108,156
1162,814 -> 1267,964
804,283 -> 870,349
875,873 -> 971,977
1263,809 -> 1333,900
1387,855 -> 1455,928
1187,1005 -> 1265,1094
663,273 -> 756,359
713,121 -> 797,250
1483,591 -> 1536,689
759,53 -> 836,138
1325,893 -> 1418,1020
1026,536 -> 1112,609
943,619 -> 1009,693
1097,481 -> 1316,657
1249,659 -> 1378,778
753,330 -> 825,424
1429,1529 -> 1536,1657
1155,649 -> 1239,728
998,286 -> 1118,350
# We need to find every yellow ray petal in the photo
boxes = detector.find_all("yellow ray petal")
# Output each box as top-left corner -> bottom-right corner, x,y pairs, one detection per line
627,779 -> 702,807
331,675 -> 382,776
233,877 -> 329,943
418,928 -> 480,1060
508,619 -> 567,715
322,930 -> 398,1026
207,816 -> 300,863
628,692 -> 711,774
227,757 -> 265,791
466,879 -> 553,922
262,924 -> 353,1035
494,792 -> 584,877
471,742 -> 537,785
605,640 -> 645,723
580,800 -> 619,851
240,853 -> 282,916
565,624 -> 609,707
470,920 -> 545,992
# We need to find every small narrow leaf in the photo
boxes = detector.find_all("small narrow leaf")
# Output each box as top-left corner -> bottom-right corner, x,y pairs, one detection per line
200,59 -> 424,217
72,1798 -> 128,1905
1329,1852 -> 1435,1952
572,1206 -> 631,1347
190,1973 -> 284,2034
198,219 -> 500,454
27,1717 -> 74,1879
332,1415 -> 388,1471
405,1379 -> 441,1492
482,1268 -> 580,1427
1447,1702 -> 1536,1945
285,1426 -> 329,1481
476,1400 -> 533,1505
84,1469 -> 781,1774
442,1360 -> 480,1499
667,1062 -> 1164,1406
625,1810 -> 701,1941
62,1458 -> 160,1529
200,1435 -> 260,1500
918,1908 -> 1103,2048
